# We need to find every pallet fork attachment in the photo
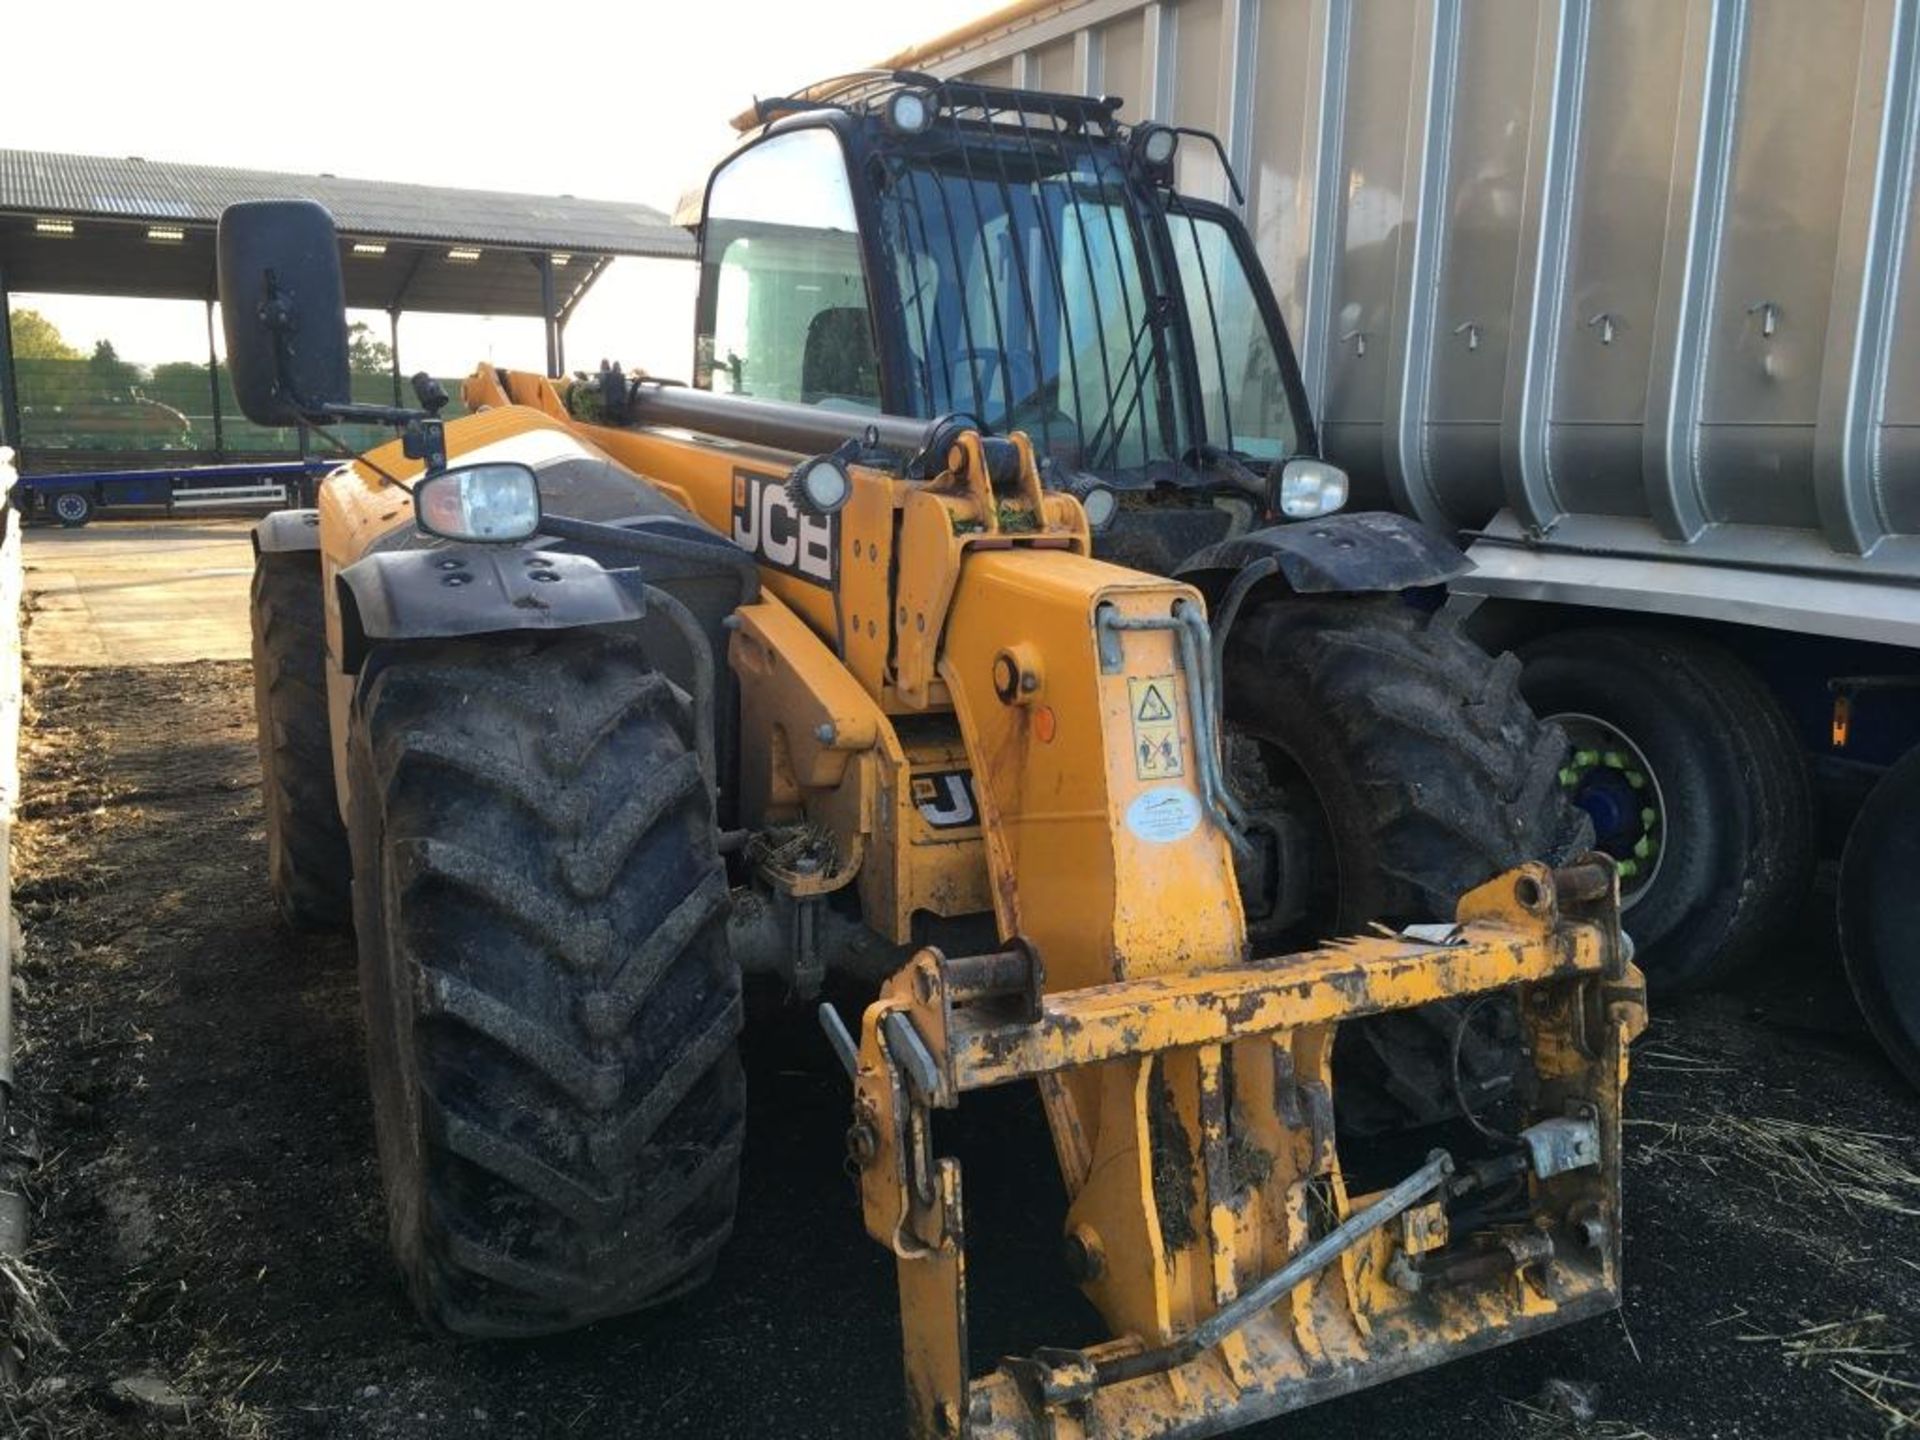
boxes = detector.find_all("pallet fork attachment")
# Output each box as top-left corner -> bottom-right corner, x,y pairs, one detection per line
839,860 -> 1646,1439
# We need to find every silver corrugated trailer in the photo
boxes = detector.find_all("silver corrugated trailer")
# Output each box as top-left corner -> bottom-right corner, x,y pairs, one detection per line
883,0 -> 1920,1081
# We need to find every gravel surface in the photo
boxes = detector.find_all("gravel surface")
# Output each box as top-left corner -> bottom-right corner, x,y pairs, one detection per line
3,657 -> 1916,1439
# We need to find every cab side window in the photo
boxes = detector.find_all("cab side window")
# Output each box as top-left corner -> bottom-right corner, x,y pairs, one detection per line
698,129 -> 881,411
1168,212 -> 1300,462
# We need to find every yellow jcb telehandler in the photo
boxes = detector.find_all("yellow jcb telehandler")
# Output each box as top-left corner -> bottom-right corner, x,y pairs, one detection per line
225,72 -> 1645,1440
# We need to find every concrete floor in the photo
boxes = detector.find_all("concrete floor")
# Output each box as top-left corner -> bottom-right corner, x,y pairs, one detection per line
24,517 -> 257,666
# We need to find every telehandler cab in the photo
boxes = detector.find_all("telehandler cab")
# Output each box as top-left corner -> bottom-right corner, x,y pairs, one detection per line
226,72 -> 1646,1440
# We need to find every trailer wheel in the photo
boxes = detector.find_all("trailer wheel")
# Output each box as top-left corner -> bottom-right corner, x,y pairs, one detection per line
349,633 -> 744,1336
52,491 -> 94,527
251,548 -> 351,929
1518,628 -> 1812,992
1225,596 -> 1592,1134
1839,746 -> 1920,1090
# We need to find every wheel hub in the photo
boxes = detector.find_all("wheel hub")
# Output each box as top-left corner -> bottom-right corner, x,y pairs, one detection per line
1551,713 -> 1665,908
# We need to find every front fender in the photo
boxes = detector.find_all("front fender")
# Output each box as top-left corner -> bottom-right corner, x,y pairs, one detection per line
1175,511 -> 1470,594
335,545 -> 646,673
252,509 -> 323,556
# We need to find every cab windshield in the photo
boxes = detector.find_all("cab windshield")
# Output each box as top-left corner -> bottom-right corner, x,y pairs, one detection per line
876,148 -> 1184,471
874,145 -> 1303,474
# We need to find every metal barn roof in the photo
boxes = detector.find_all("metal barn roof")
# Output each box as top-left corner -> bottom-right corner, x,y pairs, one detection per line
0,149 -> 693,317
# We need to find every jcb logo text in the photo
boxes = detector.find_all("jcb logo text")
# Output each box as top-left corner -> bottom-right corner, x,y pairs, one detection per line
732,470 -> 835,586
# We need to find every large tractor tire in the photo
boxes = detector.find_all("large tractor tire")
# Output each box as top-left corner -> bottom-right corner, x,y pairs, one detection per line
250,547 -> 352,930
348,633 -> 743,1337
1517,628 -> 1813,993
1838,746 -> 1920,1091
1224,596 -> 1592,1133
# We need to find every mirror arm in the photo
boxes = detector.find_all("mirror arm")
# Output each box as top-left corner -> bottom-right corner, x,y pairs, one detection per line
260,276 -> 451,474
312,400 -> 421,426
253,244 -> 451,479
304,401 -> 448,476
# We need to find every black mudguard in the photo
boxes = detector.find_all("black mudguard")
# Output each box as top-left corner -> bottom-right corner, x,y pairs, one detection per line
252,509 -> 323,556
1176,511 -> 1470,594
333,515 -> 757,831
334,546 -> 649,674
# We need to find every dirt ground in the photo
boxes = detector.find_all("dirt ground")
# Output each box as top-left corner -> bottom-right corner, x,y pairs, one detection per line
2,651 -> 1916,1438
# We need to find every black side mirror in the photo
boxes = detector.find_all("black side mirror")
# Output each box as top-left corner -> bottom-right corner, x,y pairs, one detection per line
216,200 -> 351,427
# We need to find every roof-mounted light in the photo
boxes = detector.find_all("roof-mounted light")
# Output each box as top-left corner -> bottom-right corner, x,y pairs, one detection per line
35,217 -> 74,236
885,87 -> 938,136
447,246 -> 482,262
146,226 -> 184,243
352,241 -> 387,257
1132,123 -> 1179,178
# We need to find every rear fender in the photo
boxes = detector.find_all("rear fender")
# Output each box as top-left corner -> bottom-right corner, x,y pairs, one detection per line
1175,511 -> 1470,596
334,546 -> 646,674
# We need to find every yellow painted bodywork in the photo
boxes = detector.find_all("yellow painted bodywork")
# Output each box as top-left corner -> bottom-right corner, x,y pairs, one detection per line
309,367 -> 1648,1440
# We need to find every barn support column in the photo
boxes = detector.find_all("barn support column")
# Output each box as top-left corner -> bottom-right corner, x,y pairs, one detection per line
204,299 -> 226,459
389,309 -> 403,408
0,268 -> 20,453
538,253 -> 563,378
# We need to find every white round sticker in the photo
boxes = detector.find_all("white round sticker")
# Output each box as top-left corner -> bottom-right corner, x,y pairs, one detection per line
1125,786 -> 1202,844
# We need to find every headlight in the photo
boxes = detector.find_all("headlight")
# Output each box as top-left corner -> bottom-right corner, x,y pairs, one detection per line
1272,458 -> 1349,519
1053,469 -> 1119,532
415,461 -> 543,542
1090,487 -> 1121,533
1079,483 -> 1118,531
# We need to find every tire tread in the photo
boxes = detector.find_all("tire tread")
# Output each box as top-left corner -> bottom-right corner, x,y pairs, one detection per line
353,634 -> 743,1337
250,548 -> 351,929
1226,596 -> 1590,1134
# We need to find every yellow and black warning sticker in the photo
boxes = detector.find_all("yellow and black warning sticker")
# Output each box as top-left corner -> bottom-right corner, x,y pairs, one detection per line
1128,675 -> 1185,780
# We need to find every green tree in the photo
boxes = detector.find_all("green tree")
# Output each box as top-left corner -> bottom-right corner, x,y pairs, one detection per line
150,360 -> 211,384
150,360 -> 214,406
9,308 -> 82,361
88,339 -> 141,395
348,320 -> 394,377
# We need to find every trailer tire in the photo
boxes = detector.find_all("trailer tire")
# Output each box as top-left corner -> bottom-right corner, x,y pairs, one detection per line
52,491 -> 94,528
1518,628 -> 1813,993
348,633 -> 744,1337
251,548 -> 352,930
1838,746 -> 1920,1091
1225,596 -> 1592,1134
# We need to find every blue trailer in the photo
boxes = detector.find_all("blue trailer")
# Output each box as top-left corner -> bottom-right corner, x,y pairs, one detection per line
11,459 -> 334,527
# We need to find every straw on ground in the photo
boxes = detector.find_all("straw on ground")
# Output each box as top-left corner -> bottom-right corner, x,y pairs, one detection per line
1627,1114 -> 1920,1217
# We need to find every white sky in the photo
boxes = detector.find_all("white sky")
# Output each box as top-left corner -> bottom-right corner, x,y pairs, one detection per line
6,0 -> 985,379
